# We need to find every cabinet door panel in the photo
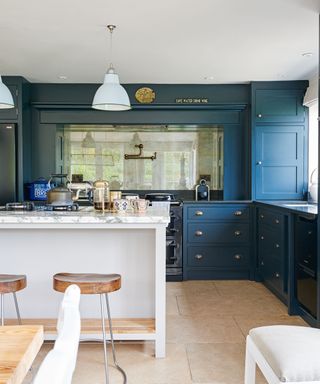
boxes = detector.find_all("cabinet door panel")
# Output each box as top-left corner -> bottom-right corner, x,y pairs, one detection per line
255,126 -> 304,199
255,90 -> 305,123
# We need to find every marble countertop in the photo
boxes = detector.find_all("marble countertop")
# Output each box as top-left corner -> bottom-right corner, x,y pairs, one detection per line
0,206 -> 170,225
255,200 -> 318,217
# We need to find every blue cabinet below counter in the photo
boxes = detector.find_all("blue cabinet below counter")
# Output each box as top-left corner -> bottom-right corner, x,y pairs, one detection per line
183,202 -> 253,280
255,206 -> 289,304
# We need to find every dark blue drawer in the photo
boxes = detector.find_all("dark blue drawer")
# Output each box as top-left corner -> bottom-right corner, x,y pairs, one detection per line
187,223 -> 250,243
187,246 -> 249,267
258,208 -> 285,228
260,256 -> 284,295
187,205 -> 250,221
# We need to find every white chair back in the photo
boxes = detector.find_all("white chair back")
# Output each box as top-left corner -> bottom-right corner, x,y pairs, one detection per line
33,284 -> 81,384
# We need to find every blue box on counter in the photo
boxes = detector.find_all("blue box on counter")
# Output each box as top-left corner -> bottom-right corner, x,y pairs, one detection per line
24,178 -> 51,201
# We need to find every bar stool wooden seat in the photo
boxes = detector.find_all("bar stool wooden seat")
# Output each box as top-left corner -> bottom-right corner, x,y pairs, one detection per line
0,274 -> 27,326
53,273 -> 126,384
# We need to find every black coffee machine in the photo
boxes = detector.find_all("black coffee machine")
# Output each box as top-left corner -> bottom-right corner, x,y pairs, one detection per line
195,179 -> 210,201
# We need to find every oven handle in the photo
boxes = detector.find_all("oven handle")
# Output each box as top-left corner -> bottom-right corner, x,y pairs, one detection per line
167,240 -> 179,249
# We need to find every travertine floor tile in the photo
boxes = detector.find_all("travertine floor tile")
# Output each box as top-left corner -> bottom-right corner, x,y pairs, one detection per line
166,280 -> 218,297
167,314 -> 245,343
166,295 -> 180,315
72,342 -> 192,384
187,342 -> 245,384
186,342 -> 267,384
234,314 -> 309,336
214,280 -> 274,298
177,294 -> 287,317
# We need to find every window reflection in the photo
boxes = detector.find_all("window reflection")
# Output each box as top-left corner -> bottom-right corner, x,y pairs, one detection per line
60,125 -> 224,191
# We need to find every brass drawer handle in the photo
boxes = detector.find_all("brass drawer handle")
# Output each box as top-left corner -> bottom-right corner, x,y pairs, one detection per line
195,210 -> 203,216
234,210 -> 243,216
195,254 -> 203,260
234,254 -> 241,260
275,243 -> 280,248
234,230 -> 241,236
260,214 -> 264,219
303,259 -> 309,264
260,235 -> 264,240
275,273 -> 280,278
195,230 -> 203,236
275,219 -> 280,224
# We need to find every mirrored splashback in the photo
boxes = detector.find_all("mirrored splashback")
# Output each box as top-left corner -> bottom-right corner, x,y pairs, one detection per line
59,125 -> 224,191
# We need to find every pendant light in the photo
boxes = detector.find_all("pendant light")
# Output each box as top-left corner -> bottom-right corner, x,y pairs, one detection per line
92,25 -> 131,111
0,76 -> 14,109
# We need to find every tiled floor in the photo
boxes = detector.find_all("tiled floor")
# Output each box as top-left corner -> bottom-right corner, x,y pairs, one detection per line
25,280 -> 307,384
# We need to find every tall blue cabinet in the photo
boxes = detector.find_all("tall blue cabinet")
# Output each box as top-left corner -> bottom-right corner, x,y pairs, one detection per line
251,82 -> 308,200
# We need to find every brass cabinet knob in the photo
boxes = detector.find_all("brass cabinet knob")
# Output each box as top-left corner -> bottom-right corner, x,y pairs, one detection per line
260,214 -> 264,219
195,210 -> 203,216
234,210 -> 243,216
275,219 -> 280,224
308,230 -> 313,235
195,230 -> 203,236
260,235 -> 264,240
195,254 -> 203,260
275,243 -> 280,248
275,273 -> 280,278
256,161 -> 262,165
303,259 -> 309,264
234,230 -> 241,236
260,261 -> 264,266
234,254 -> 241,260
257,113 -> 262,118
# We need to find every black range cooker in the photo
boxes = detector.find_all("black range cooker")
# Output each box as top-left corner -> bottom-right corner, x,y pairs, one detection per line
145,193 -> 183,281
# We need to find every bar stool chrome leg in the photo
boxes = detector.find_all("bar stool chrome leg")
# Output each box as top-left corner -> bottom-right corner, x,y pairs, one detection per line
105,293 -> 127,384
100,294 -> 110,384
13,292 -> 21,325
0,294 -> 4,326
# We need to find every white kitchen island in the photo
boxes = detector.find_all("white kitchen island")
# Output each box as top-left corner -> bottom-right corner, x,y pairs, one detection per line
0,206 -> 169,358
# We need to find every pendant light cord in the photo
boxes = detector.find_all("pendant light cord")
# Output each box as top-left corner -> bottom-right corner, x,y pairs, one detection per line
107,25 -> 116,70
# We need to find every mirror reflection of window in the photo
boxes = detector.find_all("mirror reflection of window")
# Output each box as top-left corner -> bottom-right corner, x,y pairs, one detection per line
60,125 -> 224,191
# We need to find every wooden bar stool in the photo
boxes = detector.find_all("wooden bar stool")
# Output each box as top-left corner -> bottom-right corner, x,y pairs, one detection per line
53,273 -> 126,384
0,274 -> 27,326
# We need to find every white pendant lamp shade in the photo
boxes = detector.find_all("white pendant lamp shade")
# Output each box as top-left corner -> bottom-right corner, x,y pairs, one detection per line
92,25 -> 131,112
0,76 -> 14,109
92,67 -> 131,111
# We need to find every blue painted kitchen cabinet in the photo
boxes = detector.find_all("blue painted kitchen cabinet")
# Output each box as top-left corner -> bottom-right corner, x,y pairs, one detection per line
183,202 -> 252,280
256,206 -> 289,304
252,82 -> 308,200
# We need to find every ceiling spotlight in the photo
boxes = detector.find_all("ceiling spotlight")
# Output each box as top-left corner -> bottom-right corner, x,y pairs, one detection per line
58,75 -> 68,80
204,76 -> 214,80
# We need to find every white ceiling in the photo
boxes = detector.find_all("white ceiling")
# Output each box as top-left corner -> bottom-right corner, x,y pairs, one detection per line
0,0 -> 319,84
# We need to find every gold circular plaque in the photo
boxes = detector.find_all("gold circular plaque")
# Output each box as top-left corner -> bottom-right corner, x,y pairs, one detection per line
135,87 -> 156,104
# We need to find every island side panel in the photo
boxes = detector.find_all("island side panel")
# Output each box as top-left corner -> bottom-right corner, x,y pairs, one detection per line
1,228 -> 155,319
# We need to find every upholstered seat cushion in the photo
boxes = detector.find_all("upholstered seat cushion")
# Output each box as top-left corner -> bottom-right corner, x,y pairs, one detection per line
249,325 -> 320,382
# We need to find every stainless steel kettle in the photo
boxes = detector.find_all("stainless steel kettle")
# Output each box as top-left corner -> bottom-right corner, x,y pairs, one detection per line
46,174 -> 80,205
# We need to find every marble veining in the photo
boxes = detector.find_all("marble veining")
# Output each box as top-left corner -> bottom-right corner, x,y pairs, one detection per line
0,206 -> 170,225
